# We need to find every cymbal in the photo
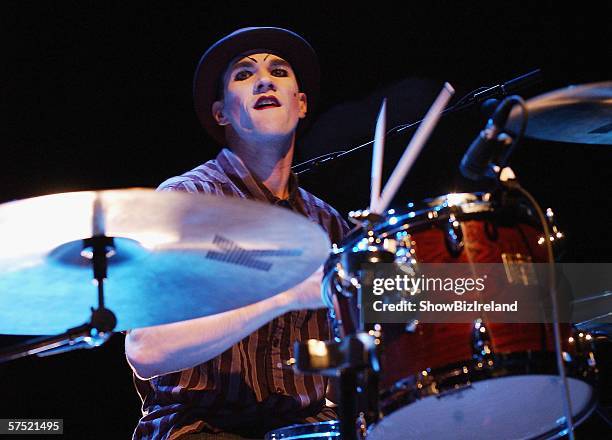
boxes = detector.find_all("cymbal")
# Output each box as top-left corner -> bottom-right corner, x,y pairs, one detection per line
508,81 -> 612,145
572,291 -> 612,338
0,189 -> 330,334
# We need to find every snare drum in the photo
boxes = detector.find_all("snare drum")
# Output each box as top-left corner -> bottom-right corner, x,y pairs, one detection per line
325,192 -> 598,440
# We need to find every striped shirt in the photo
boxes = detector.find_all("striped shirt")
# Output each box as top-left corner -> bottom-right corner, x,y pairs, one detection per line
132,148 -> 349,439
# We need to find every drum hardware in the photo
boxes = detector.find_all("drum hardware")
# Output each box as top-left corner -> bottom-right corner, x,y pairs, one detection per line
471,319 -> 495,368
294,334 -> 378,374
443,212 -> 464,256
325,211 -> 397,339
265,420 -> 341,439
294,333 -> 381,440
0,189 -> 330,362
0,234 -> 118,363
542,208 -> 564,243
566,330 -> 599,379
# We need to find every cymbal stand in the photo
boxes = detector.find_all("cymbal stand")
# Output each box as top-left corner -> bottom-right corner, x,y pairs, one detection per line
0,235 -> 117,364
292,212 -> 388,439
294,333 -> 380,440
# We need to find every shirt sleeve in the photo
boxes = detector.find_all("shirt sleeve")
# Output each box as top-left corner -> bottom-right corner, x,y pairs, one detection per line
156,178 -> 222,195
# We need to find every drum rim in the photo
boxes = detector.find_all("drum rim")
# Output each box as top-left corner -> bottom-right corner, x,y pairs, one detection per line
335,191 -> 540,255
389,191 -> 493,221
264,420 -> 339,439
380,350 -> 598,404
379,191 -> 536,234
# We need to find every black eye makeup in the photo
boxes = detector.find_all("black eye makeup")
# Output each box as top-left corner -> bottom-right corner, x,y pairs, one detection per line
229,58 -> 293,82
234,70 -> 252,81
271,68 -> 289,77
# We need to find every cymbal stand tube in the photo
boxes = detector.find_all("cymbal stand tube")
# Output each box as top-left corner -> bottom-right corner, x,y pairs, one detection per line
82,235 -> 118,335
0,236 -> 118,364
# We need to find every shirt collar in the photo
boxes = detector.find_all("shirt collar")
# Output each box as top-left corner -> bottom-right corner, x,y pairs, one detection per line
216,148 -> 301,208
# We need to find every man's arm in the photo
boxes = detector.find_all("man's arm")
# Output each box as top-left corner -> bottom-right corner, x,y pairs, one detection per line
125,267 -> 324,380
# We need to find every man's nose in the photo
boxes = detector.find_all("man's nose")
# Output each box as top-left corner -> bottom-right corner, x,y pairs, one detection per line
254,76 -> 276,93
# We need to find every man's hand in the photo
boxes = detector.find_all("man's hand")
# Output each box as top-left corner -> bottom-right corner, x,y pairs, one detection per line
279,266 -> 326,311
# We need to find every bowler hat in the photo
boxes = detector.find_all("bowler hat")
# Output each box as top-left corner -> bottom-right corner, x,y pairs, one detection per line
193,27 -> 320,145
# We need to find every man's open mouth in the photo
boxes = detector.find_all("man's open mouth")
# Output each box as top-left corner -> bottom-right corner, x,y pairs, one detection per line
254,96 -> 281,110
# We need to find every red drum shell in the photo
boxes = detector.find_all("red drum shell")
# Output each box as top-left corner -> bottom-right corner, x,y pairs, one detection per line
378,215 -> 558,388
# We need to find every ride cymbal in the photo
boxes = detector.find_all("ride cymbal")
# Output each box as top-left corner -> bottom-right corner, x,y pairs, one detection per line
508,81 -> 612,145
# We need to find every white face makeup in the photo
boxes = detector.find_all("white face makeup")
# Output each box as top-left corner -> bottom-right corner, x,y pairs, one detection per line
213,53 -> 307,143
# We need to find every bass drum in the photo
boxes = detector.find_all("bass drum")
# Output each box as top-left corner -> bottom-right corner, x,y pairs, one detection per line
326,192 -> 598,440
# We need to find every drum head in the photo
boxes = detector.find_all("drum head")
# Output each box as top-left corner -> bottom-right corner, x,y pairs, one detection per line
368,375 -> 595,440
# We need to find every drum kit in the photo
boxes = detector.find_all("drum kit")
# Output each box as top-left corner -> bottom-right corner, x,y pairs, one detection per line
1,82 -> 611,439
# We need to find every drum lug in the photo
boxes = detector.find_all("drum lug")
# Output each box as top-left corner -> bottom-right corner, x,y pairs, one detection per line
471,319 -> 496,369
356,412 -> 368,440
444,214 -> 464,256
568,330 -> 599,380
348,209 -> 386,227
537,208 -> 565,252
404,319 -> 419,333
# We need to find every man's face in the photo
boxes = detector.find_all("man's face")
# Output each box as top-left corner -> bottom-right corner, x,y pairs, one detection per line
212,53 -> 307,142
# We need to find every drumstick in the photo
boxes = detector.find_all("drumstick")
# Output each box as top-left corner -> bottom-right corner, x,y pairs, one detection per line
369,99 -> 387,214
377,82 -> 455,213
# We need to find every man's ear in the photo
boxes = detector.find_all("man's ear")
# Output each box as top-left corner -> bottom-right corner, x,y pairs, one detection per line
212,100 -> 229,126
298,92 -> 308,119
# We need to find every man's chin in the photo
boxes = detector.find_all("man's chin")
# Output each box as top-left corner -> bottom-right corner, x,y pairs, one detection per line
245,128 -> 295,143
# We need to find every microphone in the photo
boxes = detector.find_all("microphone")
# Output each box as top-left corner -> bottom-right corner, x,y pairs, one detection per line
460,96 -> 519,181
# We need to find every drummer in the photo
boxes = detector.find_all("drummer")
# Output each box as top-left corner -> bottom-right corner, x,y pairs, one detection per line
125,27 -> 349,439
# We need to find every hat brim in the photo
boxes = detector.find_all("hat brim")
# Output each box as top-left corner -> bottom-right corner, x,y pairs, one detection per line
193,27 -> 320,146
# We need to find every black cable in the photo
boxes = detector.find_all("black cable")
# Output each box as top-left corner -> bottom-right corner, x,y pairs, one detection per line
501,179 -> 576,439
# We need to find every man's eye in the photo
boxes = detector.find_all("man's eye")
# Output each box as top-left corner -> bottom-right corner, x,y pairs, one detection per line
234,70 -> 252,81
271,68 -> 288,77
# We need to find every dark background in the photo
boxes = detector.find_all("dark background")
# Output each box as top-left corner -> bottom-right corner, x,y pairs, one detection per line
1,1 -> 611,438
